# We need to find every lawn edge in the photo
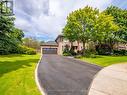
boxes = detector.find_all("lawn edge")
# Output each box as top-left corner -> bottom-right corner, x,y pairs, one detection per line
75,57 -> 103,67
35,54 -> 47,95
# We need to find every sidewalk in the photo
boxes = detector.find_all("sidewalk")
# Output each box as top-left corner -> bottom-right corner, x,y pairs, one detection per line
88,63 -> 127,95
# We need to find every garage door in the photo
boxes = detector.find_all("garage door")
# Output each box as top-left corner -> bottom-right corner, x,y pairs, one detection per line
42,48 -> 57,54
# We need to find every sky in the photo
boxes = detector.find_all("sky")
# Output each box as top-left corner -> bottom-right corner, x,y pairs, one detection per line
14,0 -> 127,41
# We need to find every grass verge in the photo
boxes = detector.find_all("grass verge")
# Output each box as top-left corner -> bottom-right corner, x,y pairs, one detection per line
79,55 -> 127,67
0,54 -> 41,95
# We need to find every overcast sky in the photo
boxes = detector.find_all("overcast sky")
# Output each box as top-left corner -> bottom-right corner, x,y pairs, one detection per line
14,0 -> 127,41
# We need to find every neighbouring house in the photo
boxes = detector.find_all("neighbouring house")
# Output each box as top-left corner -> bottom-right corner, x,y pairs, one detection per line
41,35 -> 83,55
114,43 -> 127,50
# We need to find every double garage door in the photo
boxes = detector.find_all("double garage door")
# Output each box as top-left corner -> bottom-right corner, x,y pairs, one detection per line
42,48 -> 57,54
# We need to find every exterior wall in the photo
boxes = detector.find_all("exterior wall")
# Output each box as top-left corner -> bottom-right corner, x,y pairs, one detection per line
41,35 -> 84,55
58,42 -> 63,55
57,37 -> 64,55
56,37 -> 83,55
114,44 -> 127,50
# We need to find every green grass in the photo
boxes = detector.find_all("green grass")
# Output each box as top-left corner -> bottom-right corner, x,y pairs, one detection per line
79,55 -> 127,67
0,54 -> 41,95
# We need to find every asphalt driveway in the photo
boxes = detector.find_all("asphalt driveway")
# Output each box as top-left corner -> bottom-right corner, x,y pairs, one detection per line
37,54 -> 102,95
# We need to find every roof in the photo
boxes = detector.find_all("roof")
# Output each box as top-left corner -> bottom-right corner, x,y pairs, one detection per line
41,41 -> 58,46
55,35 -> 64,42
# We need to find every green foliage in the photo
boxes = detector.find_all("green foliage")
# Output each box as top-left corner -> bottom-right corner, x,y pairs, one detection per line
63,49 -> 77,56
23,37 -> 41,50
5,45 -> 36,55
0,6 -> 24,55
93,13 -> 119,45
63,5 -> 123,56
63,53 -> 71,56
19,46 -> 36,55
63,6 -> 120,53
69,48 -> 77,56
113,50 -> 127,56
83,49 -> 97,58
63,45 -> 71,56
104,6 -> 127,42
95,44 -> 112,55
63,6 -> 99,50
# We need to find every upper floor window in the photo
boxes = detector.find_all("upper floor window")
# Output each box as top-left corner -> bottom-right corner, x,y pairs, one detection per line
63,39 -> 69,43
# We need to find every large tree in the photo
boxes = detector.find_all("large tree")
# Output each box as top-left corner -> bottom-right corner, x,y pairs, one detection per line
104,6 -> 127,42
0,15 -> 24,54
93,13 -> 119,49
63,6 -> 99,51
63,6 -> 119,54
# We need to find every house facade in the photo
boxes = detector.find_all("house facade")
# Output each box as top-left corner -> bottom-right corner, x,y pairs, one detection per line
41,35 -> 127,55
41,35 -> 83,55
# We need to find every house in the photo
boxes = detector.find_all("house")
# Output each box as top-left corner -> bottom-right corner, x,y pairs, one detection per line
114,43 -> 127,50
41,35 -> 83,55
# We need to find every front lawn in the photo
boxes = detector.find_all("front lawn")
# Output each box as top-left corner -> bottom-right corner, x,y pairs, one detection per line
0,54 -> 41,95
79,55 -> 127,67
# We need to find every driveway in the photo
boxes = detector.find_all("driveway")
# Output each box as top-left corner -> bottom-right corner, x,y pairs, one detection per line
37,54 -> 102,95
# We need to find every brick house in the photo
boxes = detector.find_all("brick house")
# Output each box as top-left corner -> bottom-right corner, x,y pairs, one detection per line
41,35 -> 83,55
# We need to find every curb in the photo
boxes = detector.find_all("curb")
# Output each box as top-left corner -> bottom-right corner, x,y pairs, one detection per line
35,55 -> 47,95
87,64 -> 118,95
87,68 -> 101,95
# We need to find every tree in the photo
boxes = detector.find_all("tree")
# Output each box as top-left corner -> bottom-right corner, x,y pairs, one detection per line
0,9 -> 24,54
23,37 -> 41,51
104,6 -> 127,42
63,6 -> 120,55
63,6 -> 99,52
93,13 -> 119,50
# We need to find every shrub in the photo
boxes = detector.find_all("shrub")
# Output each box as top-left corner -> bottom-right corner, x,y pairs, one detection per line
77,50 -> 83,55
26,48 -> 36,55
113,50 -> 127,56
83,49 -> 91,57
9,45 -> 36,55
69,48 -> 77,56
20,46 -> 36,55
63,45 -> 70,53
96,44 -> 112,55
63,52 -> 71,56
63,45 -> 71,56
75,55 -> 82,58
0,49 -> 9,55
83,49 -> 97,58
63,46 -> 77,56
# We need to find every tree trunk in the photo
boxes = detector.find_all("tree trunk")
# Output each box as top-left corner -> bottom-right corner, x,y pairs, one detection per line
70,41 -> 73,50
77,41 -> 80,51
83,42 -> 86,55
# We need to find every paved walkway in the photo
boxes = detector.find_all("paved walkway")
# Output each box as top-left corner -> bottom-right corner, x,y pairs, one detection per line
37,54 -> 101,95
88,63 -> 127,95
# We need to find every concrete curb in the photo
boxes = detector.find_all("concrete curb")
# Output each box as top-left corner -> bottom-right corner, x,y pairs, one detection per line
87,68 -> 101,95
35,55 -> 47,95
88,63 -> 127,95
